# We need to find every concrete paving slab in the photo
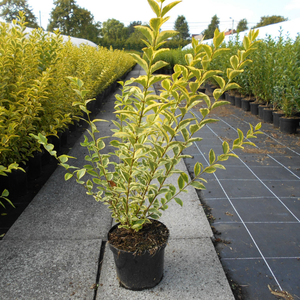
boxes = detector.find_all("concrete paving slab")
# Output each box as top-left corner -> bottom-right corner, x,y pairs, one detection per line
0,239 -> 101,300
97,238 -> 234,300
4,163 -> 112,240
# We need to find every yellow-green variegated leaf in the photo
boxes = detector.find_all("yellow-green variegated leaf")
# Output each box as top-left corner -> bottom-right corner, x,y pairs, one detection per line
135,25 -> 154,44
129,53 -> 149,72
147,0 -> 160,17
150,60 -> 169,74
161,1 -> 181,17
157,30 -> 178,44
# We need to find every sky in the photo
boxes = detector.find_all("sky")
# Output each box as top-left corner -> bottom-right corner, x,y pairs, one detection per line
24,0 -> 300,34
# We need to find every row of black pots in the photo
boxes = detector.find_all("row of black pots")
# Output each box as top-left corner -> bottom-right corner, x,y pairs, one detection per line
226,94 -> 300,134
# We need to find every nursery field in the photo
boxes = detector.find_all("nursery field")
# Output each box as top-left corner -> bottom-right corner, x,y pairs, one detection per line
1,5 -> 300,299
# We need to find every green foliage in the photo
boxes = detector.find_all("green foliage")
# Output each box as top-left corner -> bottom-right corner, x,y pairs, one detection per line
0,0 -> 39,28
203,15 -> 220,40
174,15 -> 190,40
254,15 -> 288,29
101,19 -> 128,41
237,19 -> 248,32
34,0 -> 261,233
0,12 -> 135,169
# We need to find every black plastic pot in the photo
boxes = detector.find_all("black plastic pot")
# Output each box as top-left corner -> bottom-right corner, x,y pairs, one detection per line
228,95 -> 235,105
241,98 -> 254,111
250,102 -> 259,115
1,166 -> 28,197
279,117 -> 300,134
263,108 -> 274,124
108,221 -> 169,290
273,111 -> 284,128
234,96 -> 242,108
28,151 -> 43,180
258,105 -> 266,119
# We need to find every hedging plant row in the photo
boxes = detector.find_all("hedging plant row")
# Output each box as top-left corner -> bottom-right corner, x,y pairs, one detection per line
154,33 -> 300,118
0,13 -> 135,170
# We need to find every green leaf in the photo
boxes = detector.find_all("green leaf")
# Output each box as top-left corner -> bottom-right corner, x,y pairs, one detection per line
150,18 -> 162,32
222,141 -> 229,154
178,175 -> 184,190
209,149 -> 216,164
129,53 -> 148,72
147,0 -> 160,17
65,173 -> 73,181
135,25 -> 154,44
1,189 -> 9,197
175,197 -> 183,207
194,162 -> 201,176
157,30 -> 178,44
77,169 -> 86,180
190,181 -> 206,190
150,60 -> 169,74
230,55 -> 239,69
161,1 -> 181,17
211,101 -> 229,110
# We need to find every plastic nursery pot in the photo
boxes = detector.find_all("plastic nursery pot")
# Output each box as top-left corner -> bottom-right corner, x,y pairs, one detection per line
250,102 -> 259,115
228,95 -> 235,105
108,220 -> 169,291
258,105 -> 266,119
28,151 -> 43,180
241,98 -> 254,111
279,116 -> 300,134
273,111 -> 284,128
263,108 -> 275,124
234,95 -> 242,108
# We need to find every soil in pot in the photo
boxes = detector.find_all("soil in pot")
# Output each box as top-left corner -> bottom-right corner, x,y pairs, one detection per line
108,220 -> 169,290
279,116 -> 300,134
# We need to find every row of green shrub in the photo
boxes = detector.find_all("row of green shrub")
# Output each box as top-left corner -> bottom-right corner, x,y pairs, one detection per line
154,33 -> 300,117
0,13 -> 135,168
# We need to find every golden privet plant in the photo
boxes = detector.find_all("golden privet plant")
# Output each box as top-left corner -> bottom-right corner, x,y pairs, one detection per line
33,0 -> 262,232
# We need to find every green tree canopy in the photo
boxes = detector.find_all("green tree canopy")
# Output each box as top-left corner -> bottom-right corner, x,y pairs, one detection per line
203,15 -> 219,40
101,18 -> 127,40
237,18 -> 248,32
0,0 -> 39,28
47,0 -> 101,43
174,15 -> 190,40
254,15 -> 288,28
127,21 -> 142,36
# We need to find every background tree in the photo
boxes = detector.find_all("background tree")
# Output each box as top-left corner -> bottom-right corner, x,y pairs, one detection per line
203,15 -> 219,40
174,15 -> 190,40
254,15 -> 288,28
101,18 -> 127,40
237,18 -> 248,32
0,0 -> 39,28
47,0 -> 100,43
127,21 -> 142,36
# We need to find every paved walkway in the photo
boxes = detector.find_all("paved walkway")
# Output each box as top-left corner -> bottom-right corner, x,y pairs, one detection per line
0,65 -> 234,300
182,95 -> 300,299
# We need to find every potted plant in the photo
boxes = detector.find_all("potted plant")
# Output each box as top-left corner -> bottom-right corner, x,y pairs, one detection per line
32,0 -> 262,291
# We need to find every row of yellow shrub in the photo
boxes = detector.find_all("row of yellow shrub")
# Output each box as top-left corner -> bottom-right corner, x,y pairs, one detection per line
0,13 -> 135,167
